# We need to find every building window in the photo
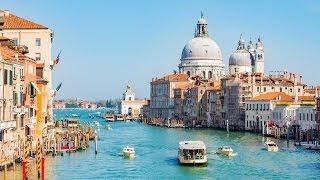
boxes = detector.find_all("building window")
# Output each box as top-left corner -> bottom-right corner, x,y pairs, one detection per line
12,38 -> 18,46
202,71 -> 206,79
35,38 -> 41,46
35,53 -> 41,61
9,70 -> 13,85
264,87 -> 266,92
257,87 -> 260,92
280,88 -> 282,92
4,69 -> 8,85
187,71 -> 190,77
208,71 -> 212,79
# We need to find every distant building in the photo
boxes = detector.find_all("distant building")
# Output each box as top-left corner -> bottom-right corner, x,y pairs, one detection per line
229,35 -> 264,75
121,85 -> 148,118
53,100 -> 66,109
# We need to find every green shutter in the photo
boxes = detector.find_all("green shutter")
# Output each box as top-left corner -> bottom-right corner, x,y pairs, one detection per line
4,69 -> 8,85
9,70 -> 13,85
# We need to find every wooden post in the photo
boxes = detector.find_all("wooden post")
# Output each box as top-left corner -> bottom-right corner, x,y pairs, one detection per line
41,157 -> 45,180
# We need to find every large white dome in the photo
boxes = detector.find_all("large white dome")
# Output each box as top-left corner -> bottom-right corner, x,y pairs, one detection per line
229,49 -> 252,66
181,37 -> 222,61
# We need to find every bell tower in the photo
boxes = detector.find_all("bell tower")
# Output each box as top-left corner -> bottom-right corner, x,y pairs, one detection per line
254,36 -> 264,74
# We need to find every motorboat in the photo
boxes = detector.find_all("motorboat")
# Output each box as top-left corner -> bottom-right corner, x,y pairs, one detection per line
104,114 -> 115,122
265,140 -> 278,152
217,146 -> 233,156
122,146 -> 135,158
178,141 -> 207,166
115,114 -> 124,121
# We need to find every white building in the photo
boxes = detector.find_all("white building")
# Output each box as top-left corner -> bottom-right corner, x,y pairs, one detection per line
121,85 -> 148,118
245,92 -> 316,135
229,35 -> 264,75
0,10 -> 54,120
179,13 -> 225,80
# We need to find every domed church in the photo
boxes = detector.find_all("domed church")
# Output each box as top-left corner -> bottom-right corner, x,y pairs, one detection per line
178,13 -> 225,80
229,35 -> 264,75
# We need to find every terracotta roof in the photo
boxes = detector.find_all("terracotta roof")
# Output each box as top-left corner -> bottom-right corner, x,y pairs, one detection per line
299,96 -> 315,102
2,12 -> 48,30
0,45 -> 17,60
251,92 -> 292,102
154,73 -> 189,82
174,82 -> 192,90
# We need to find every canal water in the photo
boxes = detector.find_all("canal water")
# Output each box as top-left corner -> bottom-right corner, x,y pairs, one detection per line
2,109 -> 320,179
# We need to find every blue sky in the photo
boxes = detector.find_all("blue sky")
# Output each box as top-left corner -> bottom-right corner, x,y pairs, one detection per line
1,0 -> 320,100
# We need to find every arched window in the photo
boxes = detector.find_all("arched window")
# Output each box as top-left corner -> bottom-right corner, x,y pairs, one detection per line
208,71 -> 212,79
202,71 -> 206,79
187,71 -> 190,77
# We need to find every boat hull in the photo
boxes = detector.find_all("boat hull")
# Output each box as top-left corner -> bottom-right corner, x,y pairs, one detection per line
178,156 -> 208,166
217,150 -> 233,156
123,152 -> 135,158
266,146 -> 278,152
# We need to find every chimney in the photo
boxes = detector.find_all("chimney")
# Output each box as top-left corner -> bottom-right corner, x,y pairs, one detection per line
293,74 -> 297,86
289,73 -> 292,81
299,75 -> 303,84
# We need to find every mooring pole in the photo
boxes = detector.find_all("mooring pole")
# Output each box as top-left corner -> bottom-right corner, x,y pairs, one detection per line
95,130 -> 98,155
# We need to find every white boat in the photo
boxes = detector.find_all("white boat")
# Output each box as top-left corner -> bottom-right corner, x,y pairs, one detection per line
104,114 -> 115,122
265,140 -> 278,152
178,141 -> 207,166
217,146 -> 233,156
122,146 -> 135,158
115,114 -> 124,121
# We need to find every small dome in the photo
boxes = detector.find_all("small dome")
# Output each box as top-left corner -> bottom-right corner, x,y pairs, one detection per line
181,37 -> 222,60
197,17 -> 207,24
229,49 -> 252,66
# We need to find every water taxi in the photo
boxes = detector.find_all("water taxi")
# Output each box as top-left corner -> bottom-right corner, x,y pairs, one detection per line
217,146 -> 233,156
178,141 -> 207,166
104,114 -> 115,122
265,140 -> 278,152
122,146 -> 135,158
115,114 -> 125,121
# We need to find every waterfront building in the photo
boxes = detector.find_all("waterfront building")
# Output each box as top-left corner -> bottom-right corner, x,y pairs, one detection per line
245,92 -> 316,138
121,85 -> 148,118
179,13 -> 225,80
229,35 -> 264,75
0,10 -> 54,121
53,100 -> 66,109
182,79 -> 220,127
149,73 -> 191,121
220,71 -> 307,130
316,93 -> 320,143
0,42 -> 27,165
77,100 -> 97,109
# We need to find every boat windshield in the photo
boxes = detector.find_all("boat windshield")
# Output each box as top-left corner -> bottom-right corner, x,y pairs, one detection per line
181,149 -> 205,160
